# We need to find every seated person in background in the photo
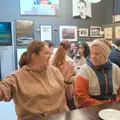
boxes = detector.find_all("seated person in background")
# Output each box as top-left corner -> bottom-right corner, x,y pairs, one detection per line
75,39 -> 120,108
0,40 -> 74,120
68,42 -> 77,59
44,40 -> 54,55
52,40 -> 74,67
109,40 -> 120,67
73,42 -> 90,73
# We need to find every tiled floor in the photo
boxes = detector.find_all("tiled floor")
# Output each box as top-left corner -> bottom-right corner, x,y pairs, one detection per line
0,100 -> 17,120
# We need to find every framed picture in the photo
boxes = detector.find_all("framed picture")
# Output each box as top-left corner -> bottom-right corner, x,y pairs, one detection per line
115,26 -> 120,39
59,26 -> 77,42
20,0 -> 60,16
79,28 -> 88,37
16,20 -> 34,47
73,0 -> 92,19
40,25 -> 52,41
113,15 -> 120,23
90,26 -> 101,37
104,27 -> 113,39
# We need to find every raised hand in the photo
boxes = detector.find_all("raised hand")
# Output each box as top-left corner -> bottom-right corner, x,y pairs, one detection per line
60,61 -> 74,81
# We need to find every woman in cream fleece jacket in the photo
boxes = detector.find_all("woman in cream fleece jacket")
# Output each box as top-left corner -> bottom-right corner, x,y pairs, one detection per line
75,39 -> 120,108
0,40 -> 74,120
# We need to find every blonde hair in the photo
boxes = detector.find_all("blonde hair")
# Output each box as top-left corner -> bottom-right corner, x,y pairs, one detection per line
91,38 -> 112,59
52,45 -> 66,69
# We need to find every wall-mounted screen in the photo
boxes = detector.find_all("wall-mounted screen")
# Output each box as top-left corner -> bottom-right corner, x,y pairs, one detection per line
0,22 -> 12,45
20,0 -> 60,16
0,46 -> 15,79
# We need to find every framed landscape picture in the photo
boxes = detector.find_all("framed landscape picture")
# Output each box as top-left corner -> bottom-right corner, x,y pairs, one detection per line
16,20 -> 34,47
59,26 -> 77,42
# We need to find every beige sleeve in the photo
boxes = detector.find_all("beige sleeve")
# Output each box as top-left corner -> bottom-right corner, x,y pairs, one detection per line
0,74 -> 17,101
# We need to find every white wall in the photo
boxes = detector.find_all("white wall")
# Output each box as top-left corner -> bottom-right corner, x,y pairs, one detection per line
0,46 -> 15,79
0,100 -> 17,120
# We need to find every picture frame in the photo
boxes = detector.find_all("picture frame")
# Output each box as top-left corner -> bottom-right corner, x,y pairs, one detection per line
40,25 -> 52,41
113,14 -> 120,23
115,26 -> 120,39
79,28 -> 89,37
16,20 -> 34,47
104,27 -> 113,39
73,0 -> 92,19
90,26 -> 102,37
59,26 -> 77,42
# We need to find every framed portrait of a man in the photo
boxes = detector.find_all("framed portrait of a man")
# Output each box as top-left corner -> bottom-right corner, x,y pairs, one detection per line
73,0 -> 92,19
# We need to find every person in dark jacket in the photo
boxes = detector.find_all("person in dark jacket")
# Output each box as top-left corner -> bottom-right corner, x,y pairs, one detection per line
109,40 -> 120,67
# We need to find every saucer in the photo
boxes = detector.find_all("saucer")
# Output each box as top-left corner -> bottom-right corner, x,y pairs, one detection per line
99,109 -> 120,120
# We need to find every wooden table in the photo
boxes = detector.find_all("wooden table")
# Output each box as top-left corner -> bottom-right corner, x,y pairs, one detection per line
41,101 -> 120,120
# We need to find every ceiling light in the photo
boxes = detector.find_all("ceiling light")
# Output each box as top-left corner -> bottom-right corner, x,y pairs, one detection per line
87,0 -> 101,3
